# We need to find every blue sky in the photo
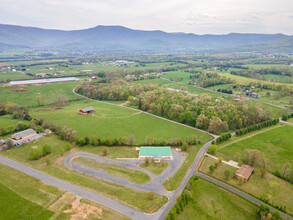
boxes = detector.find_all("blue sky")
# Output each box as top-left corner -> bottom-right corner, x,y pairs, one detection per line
0,0 -> 292,34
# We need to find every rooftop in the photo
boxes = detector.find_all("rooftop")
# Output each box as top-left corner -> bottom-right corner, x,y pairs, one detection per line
11,129 -> 36,139
81,107 -> 95,112
10,77 -> 78,86
139,146 -> 172,157
235,165 -> 254,180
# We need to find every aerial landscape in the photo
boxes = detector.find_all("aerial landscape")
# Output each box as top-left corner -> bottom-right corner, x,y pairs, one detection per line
0,0 -> 292,220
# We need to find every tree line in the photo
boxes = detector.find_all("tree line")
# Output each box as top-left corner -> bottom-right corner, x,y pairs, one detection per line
135,88 -> 271,134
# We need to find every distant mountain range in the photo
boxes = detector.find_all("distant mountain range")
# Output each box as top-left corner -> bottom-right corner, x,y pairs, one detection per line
0,24 -> 292,53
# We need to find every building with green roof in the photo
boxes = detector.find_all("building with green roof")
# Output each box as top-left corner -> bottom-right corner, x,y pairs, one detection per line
139,146 -> 173,162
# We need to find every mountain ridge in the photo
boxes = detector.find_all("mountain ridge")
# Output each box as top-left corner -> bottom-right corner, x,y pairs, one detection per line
0,24 -> 292,52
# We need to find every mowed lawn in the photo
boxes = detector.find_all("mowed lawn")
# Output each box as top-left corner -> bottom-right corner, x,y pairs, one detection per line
0,115 -> 29,128
0,183 -> 54,220
217,125 -> 293,173
32,100 -> 212,144
177,179 -> 258,220
0,81 -> 78,106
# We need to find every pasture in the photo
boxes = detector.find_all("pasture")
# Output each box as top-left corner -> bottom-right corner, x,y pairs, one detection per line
216,124 -> 293,174
0,81 -> 79,106
200,157 -> 293,214
32,100 -> 212,144
177,178 -> 259,220
0,71 -> 33,81
0,183 -> 54,220
0,115 -> 29,128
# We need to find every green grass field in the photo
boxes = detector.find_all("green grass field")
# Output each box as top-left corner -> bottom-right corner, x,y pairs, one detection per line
0,163 -> 130,220
135,77 -> 223,98
139,161 -> 169,175
32,100 -> 212,144
74,157 -> 151,184
0,81 -> 79,106
0,71 -> 33,81
200,157 -> 293,214
177,178 -> 259,220
0,115 -> 29,128
0,135 -> 168,213
163,145 -> 199,191
216,124 -> 293,174
0,182 -> 54,220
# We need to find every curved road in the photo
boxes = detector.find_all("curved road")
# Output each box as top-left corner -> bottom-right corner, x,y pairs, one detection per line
64,151 -> 185,195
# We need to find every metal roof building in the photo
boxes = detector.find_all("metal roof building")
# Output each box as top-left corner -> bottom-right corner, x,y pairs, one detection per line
10,77 -> 79,86
11,129 -> 36,140
139,146 -> 173,161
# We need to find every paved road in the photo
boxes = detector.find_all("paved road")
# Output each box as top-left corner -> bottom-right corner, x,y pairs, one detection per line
280,118 -> 293,126
0,155 -> 150,220
64,151 -> 185,195
158,139 -> 214,219
72,88 -> 218,138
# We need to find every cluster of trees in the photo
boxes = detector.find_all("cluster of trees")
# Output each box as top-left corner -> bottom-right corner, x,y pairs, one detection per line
235,119 -> 279,136
31,118 -> 77,143
217,88 -> 233,94
231,67 -> 293,78
135,89 -> 271,133
166,175 -> 197,220
216,133 -> 232,144
281,113 -> 293,121
0,121 -> 29,136
209,157 -> 224,173
0,103 -> 31,121
77,134 -> 196,147
231,68 -> 293,92
188,72 -> 234,88
274,163 -> 293,184
76,80 -> 157,101
257,204 -> 284,220
29,144 -> 52,160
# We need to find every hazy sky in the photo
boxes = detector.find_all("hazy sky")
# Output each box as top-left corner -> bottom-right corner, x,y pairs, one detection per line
0,0 -> 292,34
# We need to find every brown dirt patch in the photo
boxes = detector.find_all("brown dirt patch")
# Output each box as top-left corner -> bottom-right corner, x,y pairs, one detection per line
64,202 -> 103,220
9,88 -> 29,92
35,107 -> 63,112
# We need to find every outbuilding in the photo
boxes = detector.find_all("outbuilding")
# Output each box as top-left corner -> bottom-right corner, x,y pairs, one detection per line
11,129 -> 36,140
79,107 -> 95,114
139,146 -> 173,163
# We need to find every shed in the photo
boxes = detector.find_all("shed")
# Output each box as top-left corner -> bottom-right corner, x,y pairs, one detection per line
139,146 -> 173,162
235,165 -> 254,182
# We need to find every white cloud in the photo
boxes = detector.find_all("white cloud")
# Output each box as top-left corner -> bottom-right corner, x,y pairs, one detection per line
0,0 -> 292,34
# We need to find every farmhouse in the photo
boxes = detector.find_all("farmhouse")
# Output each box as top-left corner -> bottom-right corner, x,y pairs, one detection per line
139,146 -> 173,163
11,129 -> 36,140
235,165 -> 254,182
79,107 -> 95,114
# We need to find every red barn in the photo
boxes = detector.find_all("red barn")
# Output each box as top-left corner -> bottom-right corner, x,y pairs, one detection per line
92,76 -> 98,80
79,107 -> 95,114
